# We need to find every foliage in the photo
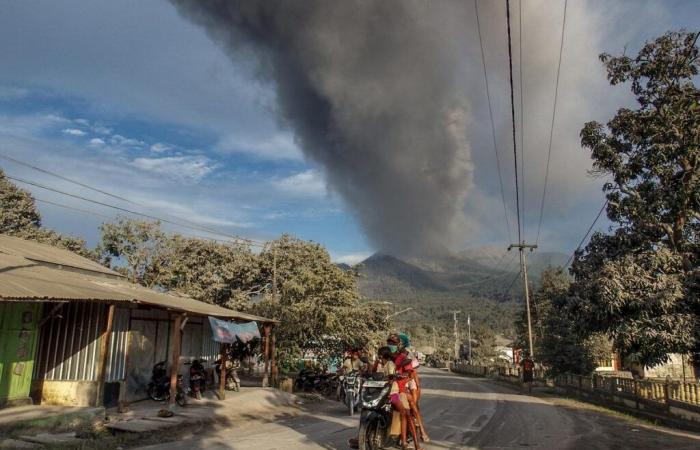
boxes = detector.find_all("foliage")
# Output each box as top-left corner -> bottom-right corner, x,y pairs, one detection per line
572,30 -> 700,367
0,169 -> 93,258
251,235 -> 389,373
515,267 -> 610,375
97,220 -> 390,374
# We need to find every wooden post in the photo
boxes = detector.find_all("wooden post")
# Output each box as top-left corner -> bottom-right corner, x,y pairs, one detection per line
270,330 -> 277,387
169,313 -> 184,407
262,324 -> 271,387
219,343 -> 227,400
95,304 -> 115,406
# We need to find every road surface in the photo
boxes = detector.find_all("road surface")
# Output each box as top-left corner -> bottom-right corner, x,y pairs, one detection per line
138,368 -> 700,449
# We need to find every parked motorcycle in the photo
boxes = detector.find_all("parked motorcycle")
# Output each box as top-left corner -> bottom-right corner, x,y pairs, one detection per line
341,370 -> 363,416
213,358 -> 240,391
188,359 -> 207,400
357,377 -> 393,450
146,361 -> 186,407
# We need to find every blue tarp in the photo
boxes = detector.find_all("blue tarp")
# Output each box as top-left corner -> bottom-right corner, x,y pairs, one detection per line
208,317 -> 260,344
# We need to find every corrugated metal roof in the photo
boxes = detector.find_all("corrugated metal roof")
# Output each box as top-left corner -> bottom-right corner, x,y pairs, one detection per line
0,234 -> 120,277
0,235 -> 277,323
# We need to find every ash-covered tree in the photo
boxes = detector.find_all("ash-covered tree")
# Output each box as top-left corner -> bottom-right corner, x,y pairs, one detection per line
252,235 -> 389,373
0,169 -> 92,258
97,217 -> 167,284
520,267 -> 610,375
572,30 -> 700,368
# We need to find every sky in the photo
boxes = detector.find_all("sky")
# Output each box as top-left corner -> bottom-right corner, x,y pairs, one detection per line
0,0 -> 698,264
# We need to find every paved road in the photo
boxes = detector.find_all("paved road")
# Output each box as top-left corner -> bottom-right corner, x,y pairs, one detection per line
138,368 -> 700,449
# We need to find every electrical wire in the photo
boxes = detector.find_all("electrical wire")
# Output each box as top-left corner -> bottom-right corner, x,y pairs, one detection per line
506,0 -> 522,244
535,0 -> 568,245
518,0 -> 526,240
564,199 -> 608,268
34,197 -> 237,244
474,0 -> 513,244
7,175 -> 264,246
0,152 -> 254,245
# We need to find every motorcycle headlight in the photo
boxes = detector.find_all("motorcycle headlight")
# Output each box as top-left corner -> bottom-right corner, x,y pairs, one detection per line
361,386 -> 390,409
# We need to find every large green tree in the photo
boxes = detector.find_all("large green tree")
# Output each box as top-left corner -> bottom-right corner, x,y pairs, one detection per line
0,169 -> 92,258
252,235 -> 389,372
572,30 -> 700,367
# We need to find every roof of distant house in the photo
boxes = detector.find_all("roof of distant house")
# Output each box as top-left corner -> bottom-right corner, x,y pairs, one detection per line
0,234 -> 277,323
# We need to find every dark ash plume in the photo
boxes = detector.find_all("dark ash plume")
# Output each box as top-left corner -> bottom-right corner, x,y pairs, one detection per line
171,0 -> 473,256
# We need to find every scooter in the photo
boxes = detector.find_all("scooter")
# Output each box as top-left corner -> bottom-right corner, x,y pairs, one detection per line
147,361 -> 187,407
213,358 -> 241,391
188,359 -> 207,400
357,376 -> 393,450
342,370 -> 363,416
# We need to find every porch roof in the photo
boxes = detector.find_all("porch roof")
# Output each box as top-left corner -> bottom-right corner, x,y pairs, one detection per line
0,235 -> 277,323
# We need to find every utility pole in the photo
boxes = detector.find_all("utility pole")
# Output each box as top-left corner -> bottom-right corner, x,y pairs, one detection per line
467,314 -> 472,362
508,242 -> 537,359
453,311 -> 461,361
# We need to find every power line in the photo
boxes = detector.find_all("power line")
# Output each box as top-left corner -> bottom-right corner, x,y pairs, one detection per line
7,175 -> 264,246
504,270 -> 522,294
474,0 -> 513,244
536,0 -> 568,245
0,152 -> 253,245
0,152 -> 134,204
565,199 -> 608,268
506,0 -> 522,244
518,0 -> 526,240
34,197 -> 236,244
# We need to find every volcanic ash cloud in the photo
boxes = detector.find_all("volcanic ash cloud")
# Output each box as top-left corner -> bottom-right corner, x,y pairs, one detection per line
172,0 -> 474,256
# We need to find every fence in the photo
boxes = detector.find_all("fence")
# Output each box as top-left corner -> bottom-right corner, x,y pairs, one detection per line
452,363 -> 700,429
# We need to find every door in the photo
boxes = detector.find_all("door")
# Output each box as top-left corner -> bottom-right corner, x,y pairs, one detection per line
0,303 -> 41,406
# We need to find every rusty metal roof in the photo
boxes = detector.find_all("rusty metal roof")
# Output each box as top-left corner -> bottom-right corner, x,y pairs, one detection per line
0,235 -> 277,323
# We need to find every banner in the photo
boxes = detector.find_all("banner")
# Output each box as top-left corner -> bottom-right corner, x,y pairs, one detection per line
208,317 -> 261,344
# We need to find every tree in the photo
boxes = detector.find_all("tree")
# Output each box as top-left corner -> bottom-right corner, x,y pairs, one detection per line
98,217 -> 167,284
152,234 -> 260,307
572,30 -> 700,367
0,169 -> 92,258
252,235 -> 389,373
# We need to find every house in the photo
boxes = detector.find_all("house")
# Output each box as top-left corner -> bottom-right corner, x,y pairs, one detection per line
0,235 -> 277,408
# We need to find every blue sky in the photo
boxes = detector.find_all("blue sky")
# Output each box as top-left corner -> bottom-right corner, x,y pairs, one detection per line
0,0 -> 698,264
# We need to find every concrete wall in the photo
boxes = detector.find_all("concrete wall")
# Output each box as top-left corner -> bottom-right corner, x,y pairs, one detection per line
32,380 -> 98,406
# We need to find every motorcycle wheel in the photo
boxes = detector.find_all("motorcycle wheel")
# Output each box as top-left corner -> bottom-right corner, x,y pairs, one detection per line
147,384 -> 167,402
347,392 -> 355,416
358,417 -> 384,450
175,390 -> 186,407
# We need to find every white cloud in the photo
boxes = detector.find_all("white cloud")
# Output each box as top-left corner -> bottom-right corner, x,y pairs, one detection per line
150,142 -> 171,153
216,133 -> 303,160
88,137 -> 105,147
93,125 -> 112,135
110,134 -> 144,147
62,128 -> 86,136
131,155 -> 217,181
273,170 -> 326,197
333,252 -> 372,266
74,118 -> 90,126
0,86 -> 28,99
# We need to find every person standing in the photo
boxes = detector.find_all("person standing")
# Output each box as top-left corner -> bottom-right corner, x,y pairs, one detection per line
520,354 -> 535,394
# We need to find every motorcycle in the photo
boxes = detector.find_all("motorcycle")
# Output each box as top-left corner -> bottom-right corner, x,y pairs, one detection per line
146,361 -> 187,407
294,368 -> 324,392
188,359 -> 207,400
213,358 -> 240,392
357,377 -> 393,450
341,370 -> 363,416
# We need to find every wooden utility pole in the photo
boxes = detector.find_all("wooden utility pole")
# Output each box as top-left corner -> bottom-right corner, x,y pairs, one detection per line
95,303 -> 115,406
508,242 -> 537,359
453,311 -> 461,361
467,314 -> 472,362
168,313 -> 184,408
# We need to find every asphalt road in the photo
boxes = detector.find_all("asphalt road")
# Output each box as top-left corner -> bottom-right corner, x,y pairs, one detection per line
137,368 -> 700,450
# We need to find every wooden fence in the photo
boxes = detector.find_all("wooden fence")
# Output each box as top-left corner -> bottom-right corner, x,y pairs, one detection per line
451,363 -> 700,429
